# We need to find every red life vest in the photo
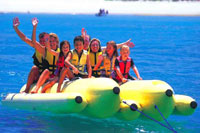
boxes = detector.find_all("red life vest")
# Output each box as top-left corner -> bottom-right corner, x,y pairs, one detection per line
115,56 -> 132,81
54,55 -> 67,76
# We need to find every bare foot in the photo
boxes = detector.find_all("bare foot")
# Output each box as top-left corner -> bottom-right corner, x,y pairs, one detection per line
30,90 -> 37,94
57,89 -> 62,93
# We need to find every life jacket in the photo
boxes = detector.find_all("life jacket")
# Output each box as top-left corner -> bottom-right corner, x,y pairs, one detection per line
101,54 -> 116,77
115,56 -> 132,81
32,49 -> 43,72
89,51 -> 102,77
70,49 -> 87,73
43,48 -> 60,75
54,55 -> 65,76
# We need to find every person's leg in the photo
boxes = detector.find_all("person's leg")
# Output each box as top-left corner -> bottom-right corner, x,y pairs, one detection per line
57,67 -> 74,92
31,69 -> 50,93
41,77 -> 58,93
22,65 -> 39,93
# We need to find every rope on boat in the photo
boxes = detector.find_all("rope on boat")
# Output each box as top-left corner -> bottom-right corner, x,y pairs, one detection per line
154,105 -> 175,132
122,101 -> 177,133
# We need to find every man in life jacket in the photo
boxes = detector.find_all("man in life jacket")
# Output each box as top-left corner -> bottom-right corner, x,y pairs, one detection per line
112,45 -> 142,84
13,17 -> 49,93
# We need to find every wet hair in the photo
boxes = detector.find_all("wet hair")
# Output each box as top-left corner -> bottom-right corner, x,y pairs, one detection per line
89,38 -> 102,53
59,40 -> 71,57
39,32 -> 48,39
73,36 -> 84,46
106,41 -> 118,57
49,33 -> 59,49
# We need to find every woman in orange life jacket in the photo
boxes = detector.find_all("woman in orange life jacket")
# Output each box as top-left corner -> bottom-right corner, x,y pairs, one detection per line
57,36 -> 92,92
88,38 -> 102,77
30,32 -> 60,94
13,17 -> 49,93
41,41 -> 71,93
112,45 -> 142,84
94,41 -> 118,78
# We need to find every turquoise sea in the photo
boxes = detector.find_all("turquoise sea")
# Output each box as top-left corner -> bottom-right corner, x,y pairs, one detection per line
0,13 -> 200,132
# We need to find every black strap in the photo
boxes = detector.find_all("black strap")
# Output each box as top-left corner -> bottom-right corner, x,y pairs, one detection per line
94,53 -> 97,65
52,56 -> 56,74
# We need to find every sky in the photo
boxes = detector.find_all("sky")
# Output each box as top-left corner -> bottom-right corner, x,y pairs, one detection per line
0,0 -> 200,15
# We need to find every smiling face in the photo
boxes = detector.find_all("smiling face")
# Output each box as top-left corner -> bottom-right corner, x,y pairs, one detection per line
120,47 -> 130,61
62,42 -> 70,55
50,36 -> 58,50
39,33 -> 49,46
106,43 -> 115,56
75,40 -> 84,54
90,40 -> 100,53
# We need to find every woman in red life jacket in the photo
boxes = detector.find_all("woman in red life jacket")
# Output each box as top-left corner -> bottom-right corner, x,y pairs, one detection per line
41,41 -> 71,93
112,45 -> 142,84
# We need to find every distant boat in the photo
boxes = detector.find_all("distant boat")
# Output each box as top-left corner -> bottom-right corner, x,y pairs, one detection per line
95,9 -> 108,17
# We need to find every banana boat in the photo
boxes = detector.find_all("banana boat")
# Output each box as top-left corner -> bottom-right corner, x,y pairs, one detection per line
1,78 -> 197,122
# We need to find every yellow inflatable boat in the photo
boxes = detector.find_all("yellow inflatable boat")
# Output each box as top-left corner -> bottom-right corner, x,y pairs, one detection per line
1,78 -> 197,122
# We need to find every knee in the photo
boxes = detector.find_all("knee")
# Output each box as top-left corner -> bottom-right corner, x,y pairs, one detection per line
61,67 -> 69,74
31,66 -> 39,73
42,69 -> 50,76
29,67 -> 39,77
32,65 -> 39,71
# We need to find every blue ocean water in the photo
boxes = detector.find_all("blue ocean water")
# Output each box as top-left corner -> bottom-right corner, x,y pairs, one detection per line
0,13 -> 200,132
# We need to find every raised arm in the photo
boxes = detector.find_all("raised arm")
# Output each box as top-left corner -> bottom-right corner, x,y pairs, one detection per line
45,42 -> 59,57
101,39 -> 135,52
31,17 -> 38,44
116,39 -> 135,49
13,17 -> 34,47
133,66 -> 142,80
81,28 -> 86,38
31,18 -> 46,56
81,28 -> 90,50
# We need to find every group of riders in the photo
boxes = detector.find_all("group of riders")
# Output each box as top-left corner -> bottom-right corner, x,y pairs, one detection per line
13,17 -> 142,94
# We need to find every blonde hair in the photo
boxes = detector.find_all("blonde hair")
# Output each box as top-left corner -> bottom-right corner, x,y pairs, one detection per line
49,33 -> 59,48
120,45 -> 130,52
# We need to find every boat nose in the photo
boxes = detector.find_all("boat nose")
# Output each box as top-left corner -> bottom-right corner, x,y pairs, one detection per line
190,101 -> 197,109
